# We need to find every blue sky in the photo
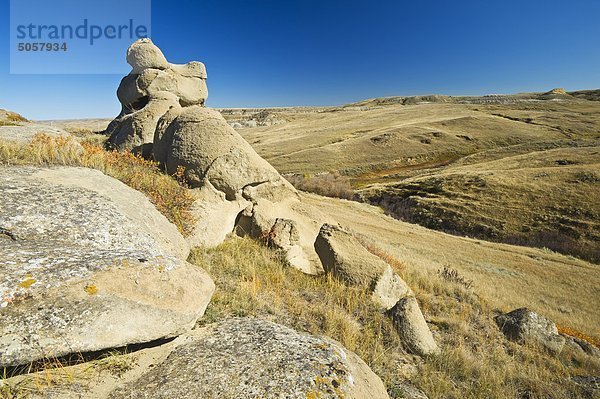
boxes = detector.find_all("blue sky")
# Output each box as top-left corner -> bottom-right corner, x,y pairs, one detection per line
1,0 -> 599,120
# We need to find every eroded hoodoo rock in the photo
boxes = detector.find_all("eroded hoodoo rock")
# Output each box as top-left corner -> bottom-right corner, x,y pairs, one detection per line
105,39 -> 328,274
105,38 -> 208,155
103,43 -> 436,352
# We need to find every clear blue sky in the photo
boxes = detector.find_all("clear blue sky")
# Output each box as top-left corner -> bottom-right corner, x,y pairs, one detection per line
1,0 -> 599,120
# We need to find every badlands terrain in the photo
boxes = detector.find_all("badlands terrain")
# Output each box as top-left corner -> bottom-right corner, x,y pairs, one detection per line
45,88 -> 600,263
1,40 -> 599,399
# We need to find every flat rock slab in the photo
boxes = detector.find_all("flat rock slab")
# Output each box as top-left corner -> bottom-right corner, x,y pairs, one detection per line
0,123 -> 71,143
109,317 -> 389,399
0,166 -> 214,368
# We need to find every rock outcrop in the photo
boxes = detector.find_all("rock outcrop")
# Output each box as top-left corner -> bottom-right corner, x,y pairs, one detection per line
105,38 -> 208,155
495,308 -> 566,354
234,195 -> 328,274
314,223 -> 412,309
103,39 -> 328,274
109,318 -> 390,399
314,223 -> 439,356
562,334 -> 600,359
0,123 -> 76,144
151,101 -> 325,273
0,166 -> 214,367
152,105 -> 285,193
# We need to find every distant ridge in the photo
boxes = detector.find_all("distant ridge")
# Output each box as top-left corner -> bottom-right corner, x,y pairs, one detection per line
345,89 -> 600,108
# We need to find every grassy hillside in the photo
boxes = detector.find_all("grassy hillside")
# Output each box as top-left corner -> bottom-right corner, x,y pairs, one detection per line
301,193 -> 600,339
237,99 -> 600,176
233,97 -> 600,262
188,237 -> 600,399
360,144 -> 600,263
0,109 -> 28,126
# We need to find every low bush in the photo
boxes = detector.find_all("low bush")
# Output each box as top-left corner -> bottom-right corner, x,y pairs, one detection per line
285,171 -> 356,200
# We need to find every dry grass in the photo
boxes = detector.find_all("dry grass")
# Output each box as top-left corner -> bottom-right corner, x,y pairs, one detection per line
93,350 -> 137,378
188,237 -> 600,399
557,326 -> 600,349
239,101 -> 600,176
363,145 -> 600,264
0,134 -> 195,235
0,111 -> 28,127
1,351 -> 136,398
355,236 -> 406,275
437,267 -> 474,289
285,171 -> 355,200
237,100 -> 600,263
2,111 -> 28,123
2,354 -> 86,398
189,238 -> 400,364
403,264 -> 599,399
6,113 -> 28,123
304,192 -> 600,341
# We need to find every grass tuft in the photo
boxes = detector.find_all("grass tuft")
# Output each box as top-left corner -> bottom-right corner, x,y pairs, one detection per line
0,134 -> 196,235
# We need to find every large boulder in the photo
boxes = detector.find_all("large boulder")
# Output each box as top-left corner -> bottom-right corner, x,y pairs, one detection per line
495,308 -> 566,354
126,38 -> 170,73
185,180 -> 251,248
108,318 -> 390,399
0,166 -> 214,367
314,223 -> 412,309
314,223 -> 439,356
105,39 -> 208,153
153,105 -> 284,193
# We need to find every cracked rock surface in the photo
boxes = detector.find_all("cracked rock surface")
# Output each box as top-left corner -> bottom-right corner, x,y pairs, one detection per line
109,318 -> 389,399
0,166 -> 214,368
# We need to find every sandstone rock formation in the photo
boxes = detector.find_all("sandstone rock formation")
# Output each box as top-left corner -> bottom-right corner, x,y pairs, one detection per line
314,223 -> 439,356
388,297 -> 439,357
109,318 -> 390,399
0,166 -> 214,367
234,195 -> 329,274
105,38 -> 208,155
495,308 -> 566,354
152,105 -> 285,193
151,103 -> 325,273
314,223 -> 412,309
103,39 -> 327,274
